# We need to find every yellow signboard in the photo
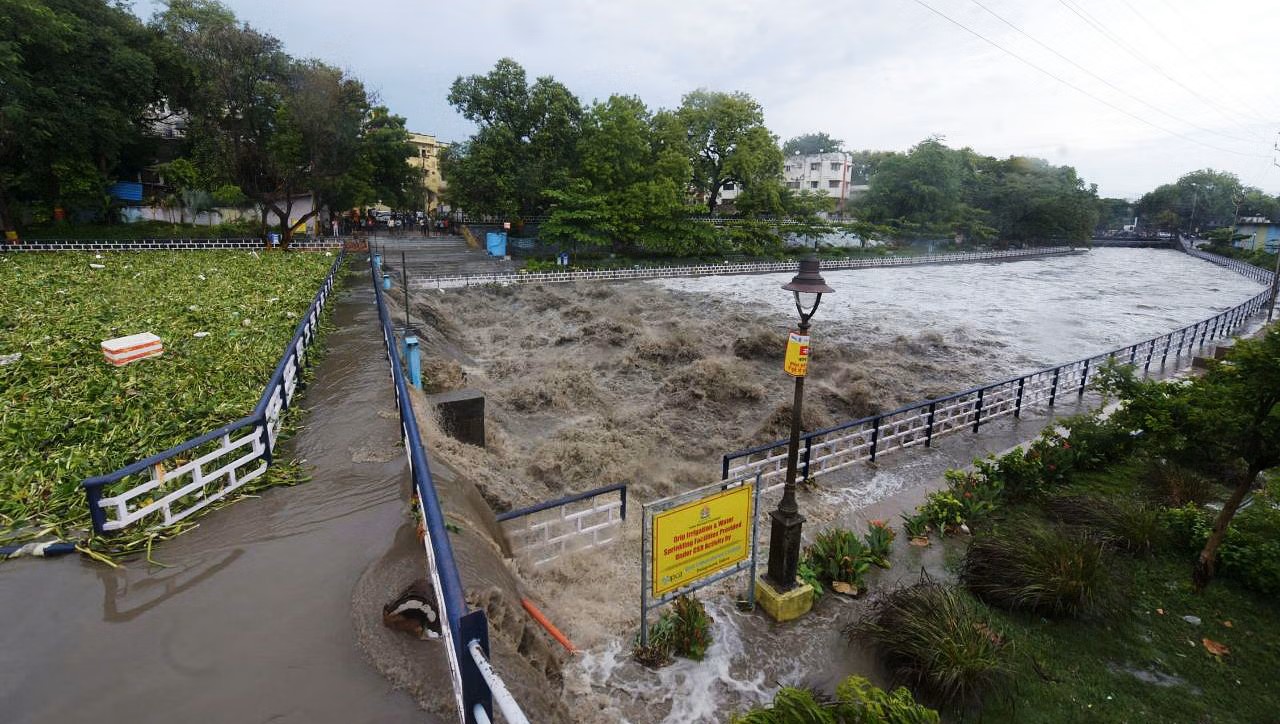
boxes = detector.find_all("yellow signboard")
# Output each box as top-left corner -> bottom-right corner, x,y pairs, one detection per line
651,483 -> 754,598
783,331 -> 810,377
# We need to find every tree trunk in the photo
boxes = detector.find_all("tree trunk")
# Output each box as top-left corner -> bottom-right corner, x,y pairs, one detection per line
1191,464 -> 1261,592
278,198 -> 295,251
0,189 -> 17,244
706,180 -> 722,216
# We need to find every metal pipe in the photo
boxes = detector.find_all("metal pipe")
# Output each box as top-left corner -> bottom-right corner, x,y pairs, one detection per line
468,640 -> 530,724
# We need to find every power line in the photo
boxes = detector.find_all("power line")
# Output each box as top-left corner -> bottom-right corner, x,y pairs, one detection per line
905,0 -> 1270,159
966,0 -> 1259,145
1056,0 -> 1267,140
1117,0 -> 1274,127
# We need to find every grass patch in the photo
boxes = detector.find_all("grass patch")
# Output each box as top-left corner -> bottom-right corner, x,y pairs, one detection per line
980,555 -> 1280,724
19,220 -> 262,240
732,675 -> 940,723
0,250 -> 336,550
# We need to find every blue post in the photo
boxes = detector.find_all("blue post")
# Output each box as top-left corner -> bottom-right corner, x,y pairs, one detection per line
404,336 -> 422,390
382,273 -> 392,290
374,253 -> 382,269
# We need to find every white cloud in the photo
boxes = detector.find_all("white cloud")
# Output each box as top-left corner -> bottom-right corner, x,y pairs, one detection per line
134,0 -> 1280,198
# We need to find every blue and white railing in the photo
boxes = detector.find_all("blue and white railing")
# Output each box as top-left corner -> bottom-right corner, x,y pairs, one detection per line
370,255 -> 527,724
723,244 -> 1275,488
81,252 -> 344,535
412,246 -> 1079,289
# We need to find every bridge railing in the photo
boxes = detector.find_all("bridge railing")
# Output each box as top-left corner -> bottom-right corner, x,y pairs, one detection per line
370,255 -> 527,724
496,483 -> 628,568
81,252 -> 344,534
410,246 -> 1078,289
723,245 -> 1274,489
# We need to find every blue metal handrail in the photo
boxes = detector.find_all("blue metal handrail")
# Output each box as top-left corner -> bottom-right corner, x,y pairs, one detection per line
369,254 -> 508,724
81,251 -> 345,534
722,243 -> 1275,479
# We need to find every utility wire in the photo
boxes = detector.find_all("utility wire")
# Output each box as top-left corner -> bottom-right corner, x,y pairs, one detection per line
905,0 -> 1270,159
966,0 -> 1259,145
1057,0 -> 1267,140
1118,0 -> 1274,126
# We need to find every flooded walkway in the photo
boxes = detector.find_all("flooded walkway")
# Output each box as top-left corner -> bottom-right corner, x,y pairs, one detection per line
0,271 -> 428,723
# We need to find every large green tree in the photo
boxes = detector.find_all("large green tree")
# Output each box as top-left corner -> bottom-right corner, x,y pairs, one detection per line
154,0 -> 413,247
540,96 -> 708,254
675,90 -> 783,215
442,58 -> 582,217
1136,169 -> 1245,231
0,0 -> 164,237
782,132 -> 843,156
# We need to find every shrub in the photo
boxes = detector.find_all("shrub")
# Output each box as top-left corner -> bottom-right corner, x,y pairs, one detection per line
1046,494 -> 1167,556
1145,458 -> 1216,507
804,528 -> 873,595
633,594 -> 714,666
918,469 -> 1001,534
669,594 -> 714,661
850,580 -> 1010,709
835,675 -> 941,723
1164,482 -> 1280,595
732,675 -> 940,723
900,512 -> 929,540
974,446 -> 1044,500
961,520 -> 1115,618
1059,412 -> 1134,470
863,519 -> 896,568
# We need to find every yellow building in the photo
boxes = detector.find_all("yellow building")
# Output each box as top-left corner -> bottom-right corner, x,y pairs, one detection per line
407,131 -> 447,210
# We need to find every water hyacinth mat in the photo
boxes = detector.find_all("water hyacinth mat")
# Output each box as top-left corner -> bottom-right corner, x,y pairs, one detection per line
0,250 -> 339,556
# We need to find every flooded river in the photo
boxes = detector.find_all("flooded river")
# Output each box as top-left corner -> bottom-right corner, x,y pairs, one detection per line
0,249 -> 1265,723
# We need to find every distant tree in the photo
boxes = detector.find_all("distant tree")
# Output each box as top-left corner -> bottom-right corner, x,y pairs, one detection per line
442,58 -> 582,217
863,137 -> 965,226
0,0 -> 163,236
1098,328 -> 1280,592
675,90 -> 783,215
1136,169 -> 1243,231
1095,197 -> 1134,231
541,95 -> 706,254
1237,187 -> 1280,221
782,132 -> 843,156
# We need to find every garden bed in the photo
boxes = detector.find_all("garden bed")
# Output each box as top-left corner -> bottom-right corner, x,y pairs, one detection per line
0,250 -> 337,551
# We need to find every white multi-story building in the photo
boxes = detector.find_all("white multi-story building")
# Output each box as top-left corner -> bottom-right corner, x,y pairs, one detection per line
717,151 -> 865,212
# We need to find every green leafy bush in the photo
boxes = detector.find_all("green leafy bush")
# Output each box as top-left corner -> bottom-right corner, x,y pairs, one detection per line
961,519 -> 1116,618
863,519 -> 896,568
900,512 -> 929,540
732,675 -> 940,723
803,528 -> 873,595
633,594 -> 714,666
1163,482 -> 1280,595
918,468 -> 1002,534
1059,412 -> 1134,470
850,580 -> 1010,709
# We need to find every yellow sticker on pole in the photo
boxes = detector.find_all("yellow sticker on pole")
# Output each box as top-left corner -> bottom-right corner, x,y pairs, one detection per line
651,483 -> 753,598
783,331 -> 810,377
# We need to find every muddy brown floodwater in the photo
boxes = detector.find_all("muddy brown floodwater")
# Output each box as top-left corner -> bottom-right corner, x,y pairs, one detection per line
0,274 -> 435,724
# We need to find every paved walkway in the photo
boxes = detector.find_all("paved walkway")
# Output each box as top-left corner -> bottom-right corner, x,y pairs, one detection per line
0,270 -> 430,723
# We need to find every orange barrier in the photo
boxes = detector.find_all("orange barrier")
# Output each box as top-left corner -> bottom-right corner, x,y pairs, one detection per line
521,598 -> 577,654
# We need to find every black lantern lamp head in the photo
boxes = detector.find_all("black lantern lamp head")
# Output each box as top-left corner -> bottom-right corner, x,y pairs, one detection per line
782,256 -> 834,328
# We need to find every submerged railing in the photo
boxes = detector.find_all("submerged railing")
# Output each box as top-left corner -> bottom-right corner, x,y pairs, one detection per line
369,255 -> 527,724
497,483 -> 628,568
82,251 -> 345,534
412,246 -> 1078,288
722,243 -> 1275,489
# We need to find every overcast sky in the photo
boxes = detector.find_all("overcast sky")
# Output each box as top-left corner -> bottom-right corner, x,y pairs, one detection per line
134,0 -> 1280,199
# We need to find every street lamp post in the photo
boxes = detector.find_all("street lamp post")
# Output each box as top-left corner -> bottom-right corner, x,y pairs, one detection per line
765,257 -> 834,591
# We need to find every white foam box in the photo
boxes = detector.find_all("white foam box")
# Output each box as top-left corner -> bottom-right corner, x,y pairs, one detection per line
102,332 -> 164,366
